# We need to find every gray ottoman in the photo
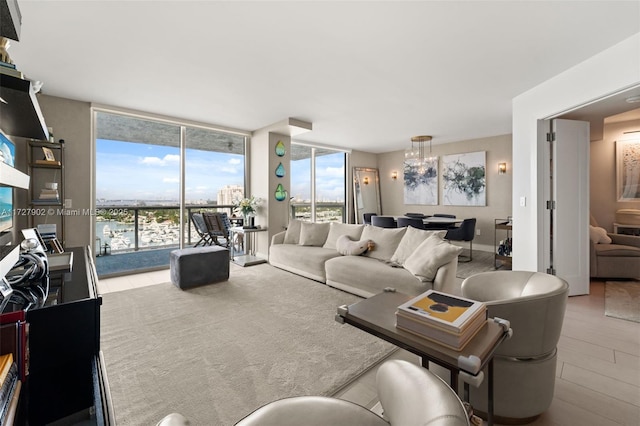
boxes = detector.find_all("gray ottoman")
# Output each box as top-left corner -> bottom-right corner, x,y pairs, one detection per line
170,246 -> 229,289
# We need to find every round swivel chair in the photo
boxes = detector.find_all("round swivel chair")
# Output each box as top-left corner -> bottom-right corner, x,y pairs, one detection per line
460,271 -> 569,423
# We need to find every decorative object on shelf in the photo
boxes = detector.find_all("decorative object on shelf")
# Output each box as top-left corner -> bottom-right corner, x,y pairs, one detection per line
233,195 -> 262,228
274,183 -> 287,201
41,146 -> 56,162
404,136 -> 438,206
616,138 -> 640,201
275,162 -> 285,178
498,162 -> 507,175
275,140 -> 286,157
442,151 -> 486,206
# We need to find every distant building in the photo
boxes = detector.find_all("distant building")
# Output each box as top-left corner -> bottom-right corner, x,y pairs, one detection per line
218,185 -> 244,206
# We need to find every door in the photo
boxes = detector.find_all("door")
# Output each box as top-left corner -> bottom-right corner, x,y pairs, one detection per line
539,118 -> 590,296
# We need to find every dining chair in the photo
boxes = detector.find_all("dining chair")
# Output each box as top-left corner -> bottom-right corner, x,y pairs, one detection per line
405,212 -> 427,218
445,218 -> 476,262
396,217 -> 425,229
363,212 -> 378,225
371,216 -> 396,228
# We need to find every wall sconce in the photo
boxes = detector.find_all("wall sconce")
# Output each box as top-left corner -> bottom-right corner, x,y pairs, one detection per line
498,162 -> 507,175
363,176 -> 370,185
391,171 -> 398,180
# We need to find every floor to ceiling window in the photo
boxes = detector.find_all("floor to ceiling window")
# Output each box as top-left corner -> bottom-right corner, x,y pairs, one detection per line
94,110 -> 247,277
290,143 -> 347,223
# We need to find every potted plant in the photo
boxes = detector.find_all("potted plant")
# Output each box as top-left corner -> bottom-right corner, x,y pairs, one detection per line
234,196 -> 261,229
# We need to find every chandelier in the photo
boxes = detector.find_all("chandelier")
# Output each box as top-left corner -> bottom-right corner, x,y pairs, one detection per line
405,135 -> 434,162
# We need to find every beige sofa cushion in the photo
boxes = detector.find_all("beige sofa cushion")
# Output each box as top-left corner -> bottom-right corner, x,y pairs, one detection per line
284,219 -> 303,244
589,225 -> 612,244
390,227 -> 447,265
404,235 -> 462,282
299,222 -> 330,246
361,226 -> 407,261
323,223 -> 365,249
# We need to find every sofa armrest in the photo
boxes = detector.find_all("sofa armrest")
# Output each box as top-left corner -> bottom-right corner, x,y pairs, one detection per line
432,258 -> 461,296
271,231 -> 286,246
608,233 -> 640,248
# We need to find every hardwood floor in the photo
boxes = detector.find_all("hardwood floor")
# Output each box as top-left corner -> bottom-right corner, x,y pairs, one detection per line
334,280 -> 640,426
100,272 -> 639,425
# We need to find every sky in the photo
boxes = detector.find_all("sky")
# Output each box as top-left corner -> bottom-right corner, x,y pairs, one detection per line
96,139 -> 243,202
96,139 -> 345,202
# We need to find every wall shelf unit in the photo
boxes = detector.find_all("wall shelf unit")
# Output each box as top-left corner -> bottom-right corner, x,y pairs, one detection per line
27,140 -> 65,246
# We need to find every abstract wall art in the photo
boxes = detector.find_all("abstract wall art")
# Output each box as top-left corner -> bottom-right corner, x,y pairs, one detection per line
442,151 -> 486,206
617,139 -> 640,201
403,157 -> 438,205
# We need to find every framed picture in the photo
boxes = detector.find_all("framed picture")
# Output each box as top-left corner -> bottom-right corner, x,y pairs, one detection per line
616,139 -> 640,201
42,146 -> 56,162
403,157 -> 438,205
442,151 -> 486,206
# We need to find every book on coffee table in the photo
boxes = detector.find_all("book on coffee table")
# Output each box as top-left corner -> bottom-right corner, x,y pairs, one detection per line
396,290 -> 486,333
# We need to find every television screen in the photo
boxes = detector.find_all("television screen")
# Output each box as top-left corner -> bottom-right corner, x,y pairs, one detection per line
0,132 -> 15,234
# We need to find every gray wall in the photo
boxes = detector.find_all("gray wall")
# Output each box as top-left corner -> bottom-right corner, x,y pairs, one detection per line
36,95 -> 92,248
377,134 -> 513,251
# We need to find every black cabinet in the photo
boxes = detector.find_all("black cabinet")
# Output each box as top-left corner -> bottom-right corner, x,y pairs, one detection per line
24,246 -> 112,425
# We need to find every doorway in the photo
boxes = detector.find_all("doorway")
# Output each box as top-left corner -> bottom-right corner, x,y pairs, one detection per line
544,86 -> 640,294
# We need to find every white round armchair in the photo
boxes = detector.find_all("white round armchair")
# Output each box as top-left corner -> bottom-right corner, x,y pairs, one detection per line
460,271 -> 569,423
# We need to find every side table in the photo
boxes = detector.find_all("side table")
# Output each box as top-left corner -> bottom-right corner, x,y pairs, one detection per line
336,291 -> 511,426
229,226 -> 267,267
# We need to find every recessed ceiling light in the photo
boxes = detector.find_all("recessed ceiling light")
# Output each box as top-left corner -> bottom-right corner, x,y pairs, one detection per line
625,95 -> 640,103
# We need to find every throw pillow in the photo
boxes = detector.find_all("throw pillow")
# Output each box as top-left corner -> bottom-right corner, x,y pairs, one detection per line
299,222 -> 331,246
360,225 -> 407,261
336,235 -> 370,256
284,219 -> 303,244
390,227 -> 447,265
404,234 -> 462,282
323,223 -> 365,249
589,225 -> 612,244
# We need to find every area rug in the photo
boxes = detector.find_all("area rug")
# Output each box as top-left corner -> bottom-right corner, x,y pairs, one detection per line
456,250 -> 496,279
604,281 -> 640,323
101,264 -> 395,426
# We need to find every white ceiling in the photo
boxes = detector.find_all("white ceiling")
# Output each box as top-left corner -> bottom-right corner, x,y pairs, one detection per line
8,1 -> 640,153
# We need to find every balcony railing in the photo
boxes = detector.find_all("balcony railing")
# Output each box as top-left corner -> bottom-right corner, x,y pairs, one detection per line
95,202 -> 346,255
95,204 -> 236,255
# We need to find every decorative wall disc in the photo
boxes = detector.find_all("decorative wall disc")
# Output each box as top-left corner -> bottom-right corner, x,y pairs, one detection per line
275,183 -> 287,201
275,140 -> 286,157
275,162 -> 285,178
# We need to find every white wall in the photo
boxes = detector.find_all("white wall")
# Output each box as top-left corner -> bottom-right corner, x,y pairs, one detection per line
512,33 -> 640,271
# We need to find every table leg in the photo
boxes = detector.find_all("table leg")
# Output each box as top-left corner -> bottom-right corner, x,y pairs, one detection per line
450,370 -> 459,394
229,229 -> 235,261
488,358 -> 494,426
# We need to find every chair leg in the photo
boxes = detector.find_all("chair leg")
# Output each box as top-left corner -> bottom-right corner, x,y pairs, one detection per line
458,240 -> 473,263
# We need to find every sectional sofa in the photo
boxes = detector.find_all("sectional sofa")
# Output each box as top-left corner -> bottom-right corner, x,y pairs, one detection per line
269,221 -> 462,298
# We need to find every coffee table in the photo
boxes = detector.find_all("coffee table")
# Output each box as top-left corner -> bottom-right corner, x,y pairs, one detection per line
336,290 -> 511,426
